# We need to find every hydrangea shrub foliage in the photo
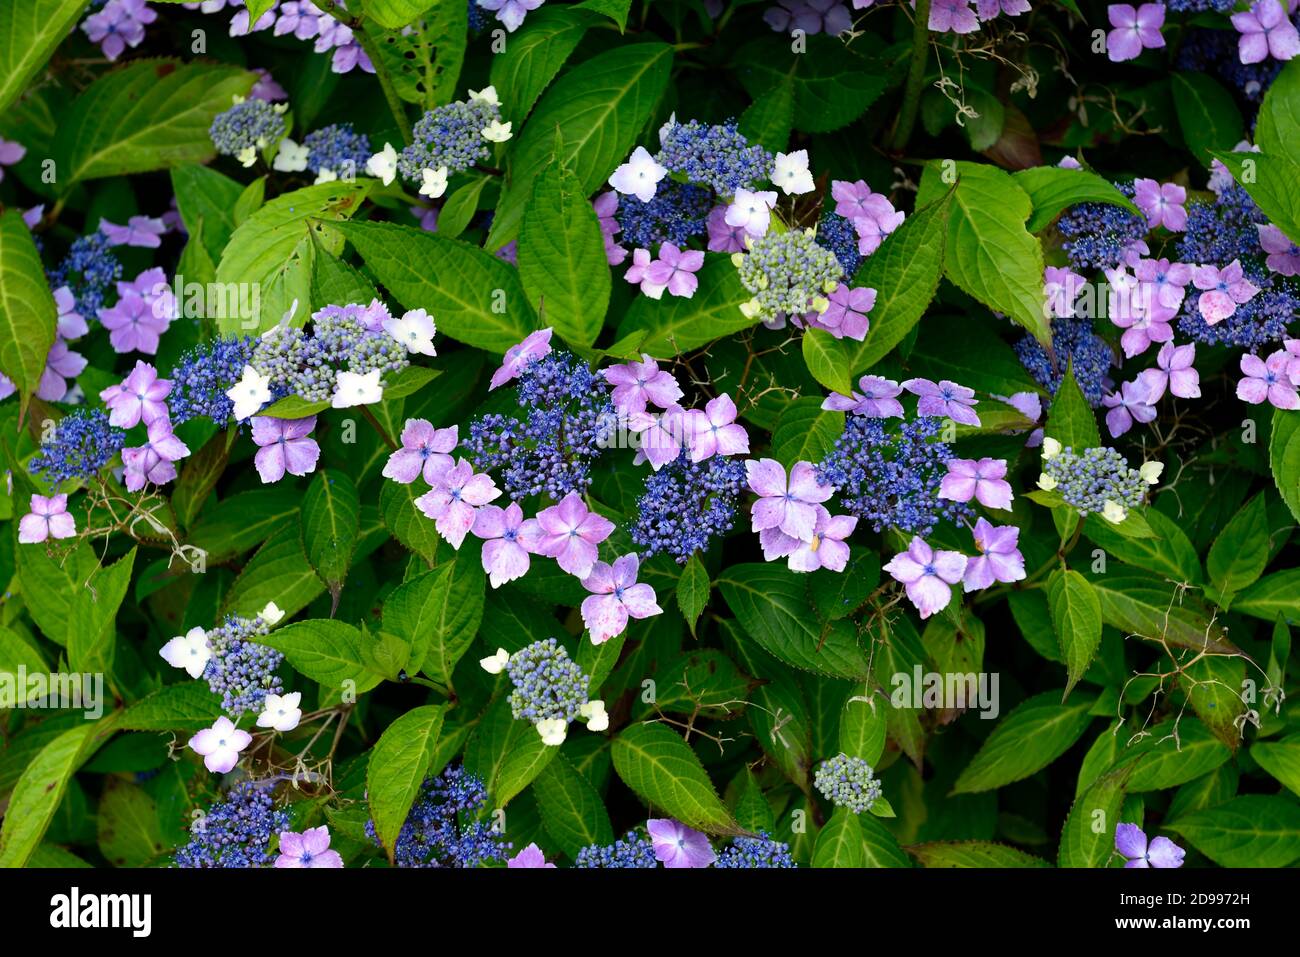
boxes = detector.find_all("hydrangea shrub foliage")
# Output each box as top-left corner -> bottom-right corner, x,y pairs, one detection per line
2,0 -> 1300,871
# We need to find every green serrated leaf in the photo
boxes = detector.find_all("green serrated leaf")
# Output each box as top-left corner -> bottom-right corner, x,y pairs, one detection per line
953,690 -> 1096,794
366,704 -> 447,858
610,722 -> 737,834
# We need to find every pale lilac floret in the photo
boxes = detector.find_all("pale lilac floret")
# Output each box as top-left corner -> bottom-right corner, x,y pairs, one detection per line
962,518 -> 1025,592
580,552 -> 663,644
1191,260 -> 1259,324
812,284 -> 876,341
594,191 -> 628,266
1132,179 -> 1186,232
490,328 -> 553,390
646,819 -> 717,868
54,286 -> 88,339
100,360 -> 172,429
1237,350 -> 1300,409
188,716 -> 251,774
1115,823 -> 1184,868
645,243 -> 705,299
1230,0 -> 1300,64
507,842 -> 556,868
1133,257 -> 1192,313
100,215 -> 166,248
524,491 -> 616,578
1106,4 -> 1166,63
928,0 -> 981,33
82,0 -> 157,61
821,375 -> 905,418
939,458 -> 1014,510
762,505 -> 857,572
275,826 -> 344,868
1257,224 -> 1300,276
18,494 -> 77,544
976,0 -> 1030,18
383,420 -> 458,484
831,181 -> 905,256
684,394 -> 750,462
478,0 -> 545,33
707,206 -> 748,253
902,377 -> 981,426
746,458 -> 834,541
98,289 -> 172,355
1137,342 -> 1200,402
251,416 -> 321,483
122,418 -> 191,491
472,502 -> 535,588
1044,266 -> 1086,319
1103,380 -> 1158,437
625,248 -> 667,299
883,536 -> 967,619
36,340 -> 88,401
0,138 -> 26,183
603,354 -> 683,415
415,458 -> 501,549
628,405 -> 687,470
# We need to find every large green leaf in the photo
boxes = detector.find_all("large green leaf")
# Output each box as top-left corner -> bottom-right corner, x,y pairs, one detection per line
381,556 -> 484,684
1257,58 -> 1300,156
365,3 -> 467,108
1012,166 -> 1141,232
1205,492 -> 1269,608
1211,149 -> 1300,245
1047,569 -> 1102,698
463,696 -> 559,807
1044,367 -> 1101,451
53,60 -> 256,189
1171,72 -> 1244,165
170,165 -> 245,263
338,220 -> 537,353
910,841 -> 1051,868
717,563 -> 872,680
366,704 -> 447,858
0,721 -> 104,868
256,619 -> 384,695
1270,407 -> 1300,525
1252,735 -> 1300,797
518,163 -> 611,348
68,547 -> 136,679
301,469 -> 361,601
215,181 -> 372,334
610,722 -> 737,834
811,808 -> 865,868
1057,767 -> 1129,867
953,690 -> 1096,793
1088,572 -> 1237,655
1168,796 -> 1300,868
0,0 -> 91,114
360,0 -> 438,29
97,779 -> 165,868
916,161 -> 1049,345
0,209 -> 57,412
221,519 -> 325,619
489,7 -> 592,125
1234,569 -> 1300,623
1082,507 -> 1201,584
532,753 -> 615,858
487,42 -> 672,248
735,35 -> 888,134
770,397 -> 843,467
118,683 -> 224,732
